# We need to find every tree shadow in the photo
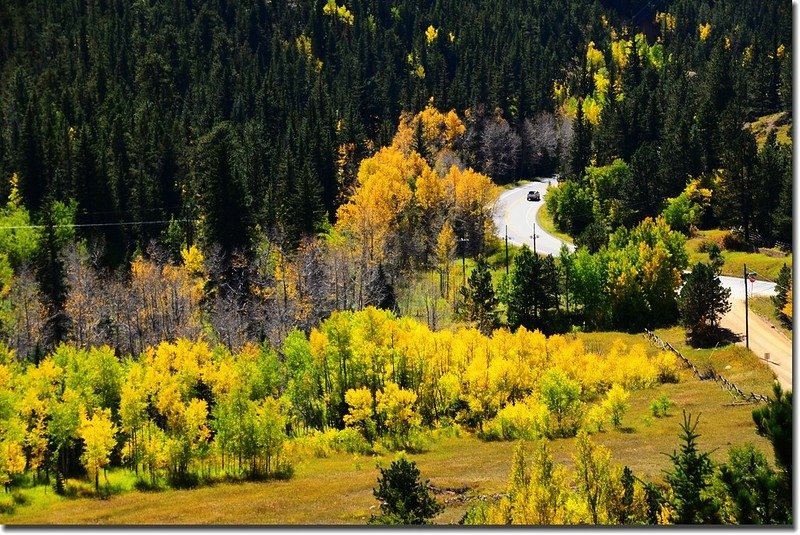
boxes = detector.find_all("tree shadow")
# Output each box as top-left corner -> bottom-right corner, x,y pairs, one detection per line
687,326 -> 740,348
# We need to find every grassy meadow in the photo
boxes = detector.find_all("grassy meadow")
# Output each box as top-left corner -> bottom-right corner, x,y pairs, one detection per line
686,229 -> 792,282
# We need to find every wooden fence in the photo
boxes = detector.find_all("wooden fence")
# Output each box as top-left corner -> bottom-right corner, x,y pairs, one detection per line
643,329 -> 770,404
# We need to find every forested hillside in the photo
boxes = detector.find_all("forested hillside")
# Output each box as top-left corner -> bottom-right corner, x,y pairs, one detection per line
0,0 -> 790,259
0,0 -> 792,360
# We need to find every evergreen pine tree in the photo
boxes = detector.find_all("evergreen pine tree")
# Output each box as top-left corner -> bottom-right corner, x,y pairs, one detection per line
35,199 -> 70,356
663,412 -> 720,524
677,262 -> 731,346
369,457 -> 444,525
460,255 -> 497,334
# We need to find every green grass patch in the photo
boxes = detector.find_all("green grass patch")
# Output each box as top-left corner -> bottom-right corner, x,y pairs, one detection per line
535,201 -> 574,245
687,229 -> 792,282
749,295 -> 792,341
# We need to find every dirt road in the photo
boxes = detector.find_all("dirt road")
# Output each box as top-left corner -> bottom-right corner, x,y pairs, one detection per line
720,299 -> 793,390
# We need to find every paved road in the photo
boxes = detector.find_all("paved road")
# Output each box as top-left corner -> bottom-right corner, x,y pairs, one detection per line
492,180 -> 790,389
492,180 -> 575,256
493,181 -> 777,296
720,300 -> 792,390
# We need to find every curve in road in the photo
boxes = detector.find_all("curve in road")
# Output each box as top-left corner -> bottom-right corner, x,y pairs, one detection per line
492,179 -> 790,389
493,180 -> 575,257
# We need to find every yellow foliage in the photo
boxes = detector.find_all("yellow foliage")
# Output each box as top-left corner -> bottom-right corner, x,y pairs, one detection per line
585,41 -> 605,71
415,166 -> 445,211
0,438 -> 26,485
582,96 -> 602,126
181,245 -> 205,277
335,147 -> 418,262
443,110 -> 466,146
655,12 -> 677,32
593,71 -> 610,101
393,101 -> 465,157
611,39 -> 631,70
552,80 -> 566,102
782,288 -> 792,319
444,165 -> 499,215
376,382 -> 420,434
322,0 -> 354,25
425,25 -> 439,44
79,407 -> 118,486
343,387 -> 374,428
7,173 -> 22,209
295,34 -> 313,58
699,22 -> 712,42
684,178 -> 712,208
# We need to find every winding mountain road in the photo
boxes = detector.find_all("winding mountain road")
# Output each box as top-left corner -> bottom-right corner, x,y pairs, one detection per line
493,180 -> 792,390
492,179 -> 575,256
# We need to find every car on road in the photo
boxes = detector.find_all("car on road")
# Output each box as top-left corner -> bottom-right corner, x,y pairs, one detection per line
527,191 -> 540,201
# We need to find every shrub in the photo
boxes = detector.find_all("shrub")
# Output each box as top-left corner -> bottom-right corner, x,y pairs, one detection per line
0,497 -> 15,514
721,231 -> 751,252
538,369 -> 584,438
649,395 -> 674,418
330,428 -> 373,455
482,398 -> 548,440
654,351 -> 680,383
602,384 -> 630,429
697,240 -> 715,253
585,404 -> 609,433
381,430 -> 431,453
133,478 -> 164,492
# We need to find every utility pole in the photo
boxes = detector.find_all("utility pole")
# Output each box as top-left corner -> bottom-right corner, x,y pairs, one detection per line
744,263 -> 749,350
531,223 -> 540,256
505,225 -> 509,275
743,265 -> 758,350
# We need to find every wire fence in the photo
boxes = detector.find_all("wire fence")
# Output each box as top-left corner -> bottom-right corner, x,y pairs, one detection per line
643,329 -> 770,404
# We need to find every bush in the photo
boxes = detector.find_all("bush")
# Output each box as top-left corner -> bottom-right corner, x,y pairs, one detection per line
168,471 -> 200,490
133,478 -> 165,492
697,240 -> 715,253
482,398 -> 548,440
381,430 -> 431,453
538,369 -> 584,438
429,421 -> 462,440
11,490 -> 30,506
585,404 -> 609,433
0,497 -> 15,514
721,231 -> 752,252
654,351 -> 680,383
602,384 -> 630,428
661,193 -> 697,234
330,428 -> 374,455
649,395 -> 674,418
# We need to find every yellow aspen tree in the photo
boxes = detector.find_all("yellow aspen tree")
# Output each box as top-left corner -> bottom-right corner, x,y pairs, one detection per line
782,288 -> 792,319
79,407 -> 118,491
344,387 -> 375,442
376,382 -> 420,444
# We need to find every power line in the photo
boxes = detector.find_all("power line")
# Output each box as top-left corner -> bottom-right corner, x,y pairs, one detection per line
0,219 -> 198,230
